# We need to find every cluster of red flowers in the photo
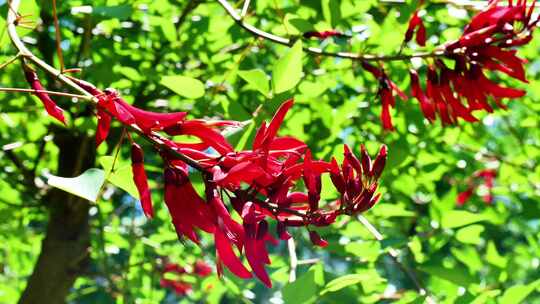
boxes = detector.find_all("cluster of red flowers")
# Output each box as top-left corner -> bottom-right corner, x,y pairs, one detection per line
160,260 -> 212,295
457,169 -> 497,206
28,78 -> 383,287
366,0 -> 538,130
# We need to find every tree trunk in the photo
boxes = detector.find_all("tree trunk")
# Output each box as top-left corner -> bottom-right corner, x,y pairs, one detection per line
18,131 -> 95,304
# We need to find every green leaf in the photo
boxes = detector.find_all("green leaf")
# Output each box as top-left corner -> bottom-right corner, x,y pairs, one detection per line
419,264 -> 475,286
499,280 -> 540,304
47,169 -> 106,202
238,69 -> 270,96
161,75 -> 205,99
284,14 -> 314,35
441,210 -> 490,229
114,66 -> 143,82
485,241 -> 507,268
320,274 -> 368,295
322,0 -> 342,27
321,271 -> 382,295
371,203 -> 416,217
272,40 -> 303,94
93,5 -> 133,20
455,224 -> 485,245
99,156 -> 139,199
282,264 -> 324,304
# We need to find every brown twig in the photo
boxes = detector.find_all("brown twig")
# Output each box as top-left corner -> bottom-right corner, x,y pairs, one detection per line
0,87 -> 91,99
216,0 -> 446,62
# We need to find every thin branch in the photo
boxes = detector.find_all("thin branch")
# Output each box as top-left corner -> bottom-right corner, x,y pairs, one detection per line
241,0 -> 251,18
0,87 -> 92,99
358,215 -> 437,304
288,237 -> 298,282
216,0 -> 445,62
0,53 -> 21,70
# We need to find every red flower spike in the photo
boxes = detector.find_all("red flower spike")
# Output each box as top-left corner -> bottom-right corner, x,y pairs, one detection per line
23,66 -> 67,125
131,143 -> 153,218
309,231 -> 328,248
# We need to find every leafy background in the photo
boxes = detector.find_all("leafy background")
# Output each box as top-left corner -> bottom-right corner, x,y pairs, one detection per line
0,0 -> 539,303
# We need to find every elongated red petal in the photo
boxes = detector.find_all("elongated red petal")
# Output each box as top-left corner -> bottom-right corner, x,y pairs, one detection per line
261,99 -> 294,148
131,143 -> 153,218
416,21 -> 427,46
244,229 -> 272,287
380,89 -> 395,130
113,97 -> 187,132
371,145 -> 387,179
165,121 -> 233,154
96,109 -> 111,147
23,68 -> 67,125
214,228 -> 252,279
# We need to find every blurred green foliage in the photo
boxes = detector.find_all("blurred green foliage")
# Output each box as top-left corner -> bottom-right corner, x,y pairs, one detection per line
0,0 -> 539,303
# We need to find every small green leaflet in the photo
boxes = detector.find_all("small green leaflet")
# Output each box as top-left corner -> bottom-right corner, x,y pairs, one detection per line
99,156 -> 139,199
161,75 -> 205,99
321,272 -> 384,295
47,168 -> 106,202
455,224 -> 484,245
272,40 -> 303,94
238,69 -> 270,96
498,279 -> 540,304
441,210 -> 491,229
282,264 -> 324,304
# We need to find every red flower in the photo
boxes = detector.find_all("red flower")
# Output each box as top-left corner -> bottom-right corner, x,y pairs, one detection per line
160,279 -> 192,295
404,11 -> 427,46
163,167 -> 216,244
23,66 -> 66,125
457,168 -> 497,206
193,260 -> 212,277
131,143 -> 153,218
362,62 -> 408,130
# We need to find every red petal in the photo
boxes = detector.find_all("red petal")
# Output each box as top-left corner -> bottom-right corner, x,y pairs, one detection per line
114,97 -> 187,132
214,228 -> 252,279
131,143 -> 153,218
245,231 -> 272,287
261,99 -> 294,148
23,68 -> 66,125
95,109 -> 112,147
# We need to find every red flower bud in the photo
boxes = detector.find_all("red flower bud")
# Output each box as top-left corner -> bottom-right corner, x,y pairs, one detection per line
371,145 -> 387,179
309,231 -> 328,248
